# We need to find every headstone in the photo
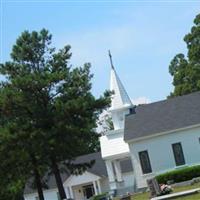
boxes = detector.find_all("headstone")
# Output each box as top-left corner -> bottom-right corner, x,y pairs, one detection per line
147,178 -> 161,198
167,180 -> 174,185
109,189 -> 117,198
120,195 -> 131,200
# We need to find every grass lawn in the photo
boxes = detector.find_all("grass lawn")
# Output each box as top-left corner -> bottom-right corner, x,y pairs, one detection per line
170,184 -> 200,200
114,183 -> 200,200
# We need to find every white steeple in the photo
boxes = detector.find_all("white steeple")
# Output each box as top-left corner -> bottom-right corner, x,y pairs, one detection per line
108,51 -> 133,130
110,66 -> 132,110
109,51 -> 132,111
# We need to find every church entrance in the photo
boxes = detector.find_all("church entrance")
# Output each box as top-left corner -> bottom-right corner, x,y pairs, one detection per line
83,184 -> 95,199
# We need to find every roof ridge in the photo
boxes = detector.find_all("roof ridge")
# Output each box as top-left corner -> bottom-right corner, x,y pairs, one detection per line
137,91 -> 200,108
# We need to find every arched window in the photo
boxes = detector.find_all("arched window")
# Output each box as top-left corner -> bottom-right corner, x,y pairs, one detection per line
139,150 -> 152,174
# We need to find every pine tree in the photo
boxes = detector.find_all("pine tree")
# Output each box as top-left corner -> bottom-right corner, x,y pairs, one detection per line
0,29 -> 110,199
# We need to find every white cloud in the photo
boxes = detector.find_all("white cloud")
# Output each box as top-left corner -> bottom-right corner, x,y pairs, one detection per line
132,97 -> 150,105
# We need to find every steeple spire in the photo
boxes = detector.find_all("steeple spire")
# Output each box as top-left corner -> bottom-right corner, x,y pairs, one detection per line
109,52 -> 133,111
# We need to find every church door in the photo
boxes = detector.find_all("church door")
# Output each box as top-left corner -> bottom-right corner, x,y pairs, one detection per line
83,184 -> 95,199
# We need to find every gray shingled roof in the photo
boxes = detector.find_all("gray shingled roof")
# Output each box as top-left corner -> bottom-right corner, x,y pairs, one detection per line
124,92 -> 200,142
24,152 -> 133,194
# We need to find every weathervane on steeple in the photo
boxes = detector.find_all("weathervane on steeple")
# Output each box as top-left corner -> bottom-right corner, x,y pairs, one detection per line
108,50 -> 114,69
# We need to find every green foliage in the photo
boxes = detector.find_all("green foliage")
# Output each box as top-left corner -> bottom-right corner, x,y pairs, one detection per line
97,112 -> 114,134
91,192 -> 108,200
104,114 -> 114,131
156,165 -> 200,184
0,126 -> 31,200
0,29 -> 111,199
169,14 -> 200,97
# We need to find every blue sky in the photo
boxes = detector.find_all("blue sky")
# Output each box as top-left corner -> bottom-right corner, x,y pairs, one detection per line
0,1 -> 199,102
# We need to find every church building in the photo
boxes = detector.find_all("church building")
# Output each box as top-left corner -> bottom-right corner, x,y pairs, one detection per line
24,55 -> 200,200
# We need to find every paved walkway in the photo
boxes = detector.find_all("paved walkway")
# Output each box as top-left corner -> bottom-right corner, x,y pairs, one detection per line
151,188 -> 200,200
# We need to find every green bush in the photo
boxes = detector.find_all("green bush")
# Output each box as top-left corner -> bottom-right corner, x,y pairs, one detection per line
156,165 -> 200,184
91,192 -> 108,200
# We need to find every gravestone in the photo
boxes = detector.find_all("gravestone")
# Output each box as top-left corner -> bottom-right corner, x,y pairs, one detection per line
120,194 -> 131,200
147,178 -> 161,198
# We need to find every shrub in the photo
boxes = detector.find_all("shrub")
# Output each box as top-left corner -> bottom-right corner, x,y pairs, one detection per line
156,165 -> 200,184
91,192 -> 108,200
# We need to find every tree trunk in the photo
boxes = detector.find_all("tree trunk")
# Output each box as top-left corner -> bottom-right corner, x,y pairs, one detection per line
33,167 -> 45,200
19,188 -> 25,200
31,155 -> 45,200
51,158 -> 67,200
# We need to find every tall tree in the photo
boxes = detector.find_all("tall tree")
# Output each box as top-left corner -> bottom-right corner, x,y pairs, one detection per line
0,29 -> 110,200
169,14 -> 200,97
